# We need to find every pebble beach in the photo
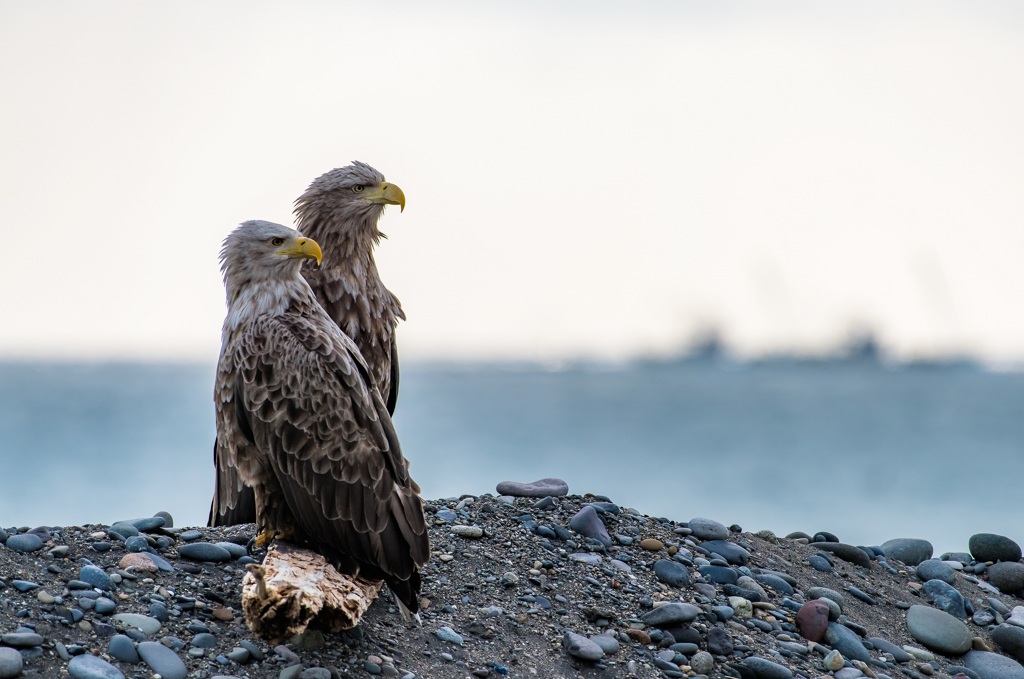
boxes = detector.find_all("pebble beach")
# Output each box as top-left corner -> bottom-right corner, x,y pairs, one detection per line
1,478 -> 1024,679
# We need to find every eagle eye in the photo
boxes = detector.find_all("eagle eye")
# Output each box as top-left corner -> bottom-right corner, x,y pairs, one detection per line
271,237 -> 286,246
352,185 -> 365,193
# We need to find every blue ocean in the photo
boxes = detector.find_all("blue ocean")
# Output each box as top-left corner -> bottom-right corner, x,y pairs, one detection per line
1,355 -> 1022,555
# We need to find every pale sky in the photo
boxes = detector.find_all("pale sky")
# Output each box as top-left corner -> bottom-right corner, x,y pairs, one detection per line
2,1 -> 1023,363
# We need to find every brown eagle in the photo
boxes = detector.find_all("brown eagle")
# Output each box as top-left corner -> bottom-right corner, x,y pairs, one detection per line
212,220 -> 427,615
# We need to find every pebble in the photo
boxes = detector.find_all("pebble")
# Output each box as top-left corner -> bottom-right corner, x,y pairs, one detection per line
11,581 -> 38,592
823,649 -> 845,671
706,626 -> 734,655
568,506 -> 611,546
881,538 -> 934,566
688,517 -> 729,540
107,634 -> 139,663
111,613 -> 162,635
987,562 -> 1024,594
450,524 -> 483,540
67,654 -> 125,679
795,600 -> 830,642
216,541 -> 249,559
969,533 -> 1022,563
922,579 -> 966,618
0,648 -> 22,679
178,529 -> 204,541
690,650 -> 713,674
137,640 -> 187,679
494,478 -> 569,497
79,565 -> 114,591
867,636 -> 912,662
991,623 -> 1024,662
742,656 -> 794,678
701,539 -> 749,565
118,553 -> 159,572
699,565 -> 738,584
639,538 -> 664,551
824,622 -> 871,662
808,554 -> 833,572
435,626 -> 463,645
4,534 -> 43,553
178,542 -> 233,562
906,604 -> 973,654
963,649 -> 1024,678
562,630 -> 604,661
640,602 -> 700,626
653,559 -> 690,588
590,634 -> 619,654
0,633 -> 43,648
917,559 -> 957,584
814,542 -> 871,568
569,552 -> 602,565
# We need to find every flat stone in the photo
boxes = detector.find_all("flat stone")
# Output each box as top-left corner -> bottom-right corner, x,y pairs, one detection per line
824,622 -> 871,662
688,517 -> 729,540
0,633 -> 43,648
906,604 -> 972,654
68,654 -> 125,679
569,553 -> 602,565
178,530 -> 203,541
795,600 -> 830,642
963,649 -> 1024,678
590,634 -> 619,655
970,533 -> 1022,563
495,478 -> 569,497
698,565 -> 738,584
137,641 -> 186,679
568,506 -> 611,546
923,579 -> 966,618
992,623 -> 1024,662
881,538 -> 933,566
119,517 -> 166,532
806,586 -> 844,609
640,602 -> 700,627
4,534 -> 43,553
701,539 -> 748,565
435,626 -> 463,645
653,560 -> 690,588
814,542 -> 871,568
178,543 -> 232,562
111,613 -> 162,636
916,559 -> 956,584
867,636 -> 912,663
742,656 -> 793,679
107,634 -> 139,664
79,565 -> 114,591
563,630 -> 604,661
987,562 -> 1024,594
214,541 -> 248,559
0,647 -> 22,679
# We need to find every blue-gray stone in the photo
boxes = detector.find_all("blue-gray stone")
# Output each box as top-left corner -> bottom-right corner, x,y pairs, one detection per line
178,530 -> 203,541
124,536 -> 151,553
590,634 -> 619,654
992,623 -> 1024,663
68,654 -> 125,679
845,586 -> 877,605
881,538 -> 933,566
742,656 -> 793,679
120,517 -> 166,532
562,630 -> 604,661
107,634 -> 139,664
568,506 -> 611,547
227,647 -> 251,663
722,584 -> 762,602
970,533 -> 1022,563
153,511 -> 173,528
145,552 -> 175,572
942,551 -> 974,564
0,528 -> 7,544
435,626 -> 463,645
111,613 -> 162,635
987,562 -> 1024,594
79,565 -> 113,591
640,602 -> 700,627
148,602 -> 169,622
94,597 -> 117,615
91,542 -> 111,552
807,555 -> 832,572
215,541 -> 248,559
823,622 -> 871,662
755,573 -> 794,595
0,647 -> 22,679
584,501 -> 619,515
178,543 -> 232,562
688,517 -> 729,540
137,641 -> 186,679
239,640 -> 264,661
11,580 -> 38,592
963,649 -> 1024,679
1,632 -> 43,648
814,542 -> 871,568
698,565 -> 738,584
867,636 -> 911,662
108,523 -> 140,538
700,540 -> 748,565
495,478 -> 569,497
916,559 -> 956,584
5,534 -> 43,553
654,560 -> 690,588
906,604 -> 972,654
923,579 -> 967,618
434,510 -> 457,522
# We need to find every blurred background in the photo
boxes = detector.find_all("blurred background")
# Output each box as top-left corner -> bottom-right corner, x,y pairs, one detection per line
1,1 -> 1022,554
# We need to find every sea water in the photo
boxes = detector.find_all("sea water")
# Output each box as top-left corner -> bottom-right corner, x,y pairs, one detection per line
1,358 -> 1021,555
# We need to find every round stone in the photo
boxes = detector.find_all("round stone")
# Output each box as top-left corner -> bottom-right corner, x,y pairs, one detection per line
653,559 -> 690,588
867,637 -> 912,663
94,597 -> 117,615
690,651 -> 713,674
495,478 -> 569,498
137,641 -> 186,679
970,533 -> 1022,563
906,604 -> 972,654
916,559 -> 956,584
987,562 -> 1024,594
68,654 -> 125,679
639,538 -> 664,551
795,600 -> 830,642
192,633 -> 218,648
107,634 -> 139,664
5,534 -> 43,553
214,541 -> 249,559
688,517 -> 729,541
227,647 -> 251,663
992,623 -> 1024,663
568,507 -> 611,546
0,647 -> 22,679
178,543 -> 232,562
562,630 -> 604,661
963,649 -> 1024,678
706,627 -> 733,656
922,579 -> 966,618
78,565 -> 114,591
881,538 -> 933,566
178,529 -> 203,541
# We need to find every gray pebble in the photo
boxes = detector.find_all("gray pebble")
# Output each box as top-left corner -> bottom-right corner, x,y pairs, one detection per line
435,626 -> 463,645
227,647 -> 251,664
824,622 -> 871,662
137,641 -> 187,679
450,525 -> 484,539
4,534 -> 43,553
0,633 -> 43,648
688,517 -> 729,540
179,530 -> 204,541
0,647 -> 22,679
78,565 -> 113,591
906,604 -> 972,654
742,656 -> 793,678
991,623 -> 1024,663
654,559 -> 690,588
881,538 -> 933,566
178,542 -> 232,562
963,649 -> 1024,678
192,632 -> 218,648
111,613 -> 162,635
107,634 -> 139,664
922,579 -> 966,618
987,562 -> 1024,594
562,630 -> 604,661
568,506 -> 611,546
495,478 -> 569,497
215,541 -> 249,559
640,602 -> 700,627
970,533 -> 1022,563
67,654 -> 125,679
916,559 -> 956,584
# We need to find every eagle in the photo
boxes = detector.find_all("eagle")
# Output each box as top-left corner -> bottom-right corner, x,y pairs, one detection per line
210,161 -> 406,526
212,220 -> 428,615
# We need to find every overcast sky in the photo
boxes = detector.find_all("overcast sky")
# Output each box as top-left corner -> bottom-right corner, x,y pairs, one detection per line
2,1 -> 1022,363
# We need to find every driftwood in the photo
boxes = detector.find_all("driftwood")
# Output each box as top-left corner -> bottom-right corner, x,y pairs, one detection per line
241,541 -> 382,643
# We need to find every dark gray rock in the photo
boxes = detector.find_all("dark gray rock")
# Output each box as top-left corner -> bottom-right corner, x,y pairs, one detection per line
78,565 -> 113,591
94,597 -> 117,615
987,562 -> 1024,594
823,622 -> 871,662
706,627 -> 733,655
191,633 -> 217,649
590,634 -> 619,655
562,630 -> 603,661
68,654 -> 125,679
807,555 -> 832,572
881,538 -> 933,566
123,536 -> 151,553
640,602 -> 700,627
963,649 -> 1024,679
992,623 -> 1024,663
741,656 -> 793,678
226,647 -> 251,664
654,560 -> 690,588
119,517 -> 166,532
906,604 -> 972,654
0,647 -> 22,679
177,543 -> 232,562
970,533 -> 1022,563
688,517 -> 729,540
698,565 -> 738,584
178,530 -> 203,541
867,636 -> 912,663
916,559 -> 956,584
107,635 -> 139,664
754,573 -> 794,595
4,534 -> 43,553
137,641 -> 186,679
923,579 -> 967,618
495,478 -> 569,498
568,506 -> 611,547
0,633 -> 43,648
806,586 -> 844,609
700,540 -> 748,565
814,542 -> 871,568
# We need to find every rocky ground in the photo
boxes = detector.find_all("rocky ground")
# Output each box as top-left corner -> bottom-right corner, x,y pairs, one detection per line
2,479 -> 1024,679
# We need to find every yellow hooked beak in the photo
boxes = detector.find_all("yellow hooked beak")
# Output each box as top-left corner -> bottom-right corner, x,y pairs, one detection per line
278,236 -> 323,266
361,182 -> 406,212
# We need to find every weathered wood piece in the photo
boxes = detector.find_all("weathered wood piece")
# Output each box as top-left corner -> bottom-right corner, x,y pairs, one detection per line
241,541 -> 382,643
